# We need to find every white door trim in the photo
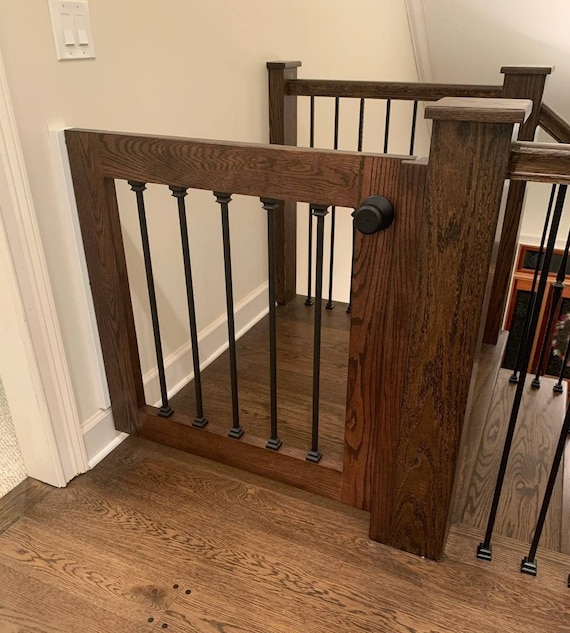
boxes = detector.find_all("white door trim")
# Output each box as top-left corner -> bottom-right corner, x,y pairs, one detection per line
0,45 -> 88,485
405,0 -> 434,83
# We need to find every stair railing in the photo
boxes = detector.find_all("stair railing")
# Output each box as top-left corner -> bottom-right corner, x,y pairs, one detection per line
268,61 -> 552,348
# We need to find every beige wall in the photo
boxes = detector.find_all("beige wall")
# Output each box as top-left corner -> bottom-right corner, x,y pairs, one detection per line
422,0 -> 570,245
0,1 -> 420,445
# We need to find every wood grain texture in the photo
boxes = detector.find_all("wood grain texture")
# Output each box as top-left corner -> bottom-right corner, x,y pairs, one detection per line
461,370 -> 566,552
170,295 -> 349,468
452,331 -> 509,523
382,117 -> 517,560
268,61 -> 300,304
424,97 -> 531,123
508,140 -> 570,184
540,103 -> 570,144
0,478 -> 53,536
286,78 -> 502,101
483,67 -> 550,345
68,129 -> 409,209
139,408 -> 343,502
2,437 -> 568,633
561,438 -> 570,555
344,159 -> 427,513
65,130 -> 145,434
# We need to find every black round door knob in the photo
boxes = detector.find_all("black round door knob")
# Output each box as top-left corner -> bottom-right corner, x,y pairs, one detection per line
353,196 -> 394,234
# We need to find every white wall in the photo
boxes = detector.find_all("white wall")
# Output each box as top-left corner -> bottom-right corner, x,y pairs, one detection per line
0,1 -> 420,463
420,0 -> 570,246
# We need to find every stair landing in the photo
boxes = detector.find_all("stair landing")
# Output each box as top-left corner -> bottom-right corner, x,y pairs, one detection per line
457,367 -> 567,552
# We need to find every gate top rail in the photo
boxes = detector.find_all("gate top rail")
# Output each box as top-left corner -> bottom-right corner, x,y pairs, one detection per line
67,129 -> 415,209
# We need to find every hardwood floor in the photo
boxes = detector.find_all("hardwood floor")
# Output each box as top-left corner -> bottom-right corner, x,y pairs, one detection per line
170,295 -> 350,469
0,437 -> 568,632
459,368 -> 567,551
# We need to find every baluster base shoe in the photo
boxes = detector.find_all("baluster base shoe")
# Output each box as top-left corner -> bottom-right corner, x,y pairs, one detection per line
192,416 -> 209,429
553,383 -> 564,394
509,374 -> 519,384
325,301 -> 335,311
476,543 -> 492,561
158,406 -> 174,419
304,298 -> 315,307
530,378 -> 541,390
306,450 -> 323,464
521,557 -> 537,576
228,427 -> 245,439
266,437 -> 283,451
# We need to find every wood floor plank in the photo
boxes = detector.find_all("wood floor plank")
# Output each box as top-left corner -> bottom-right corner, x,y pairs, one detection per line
461,370 -> 565,551
561,438 -> 570,555
20,442 -> 569,632
0,478 -> 54,535
452,331 -> 508,522
0,517 -> 178,622
0,562 -> 148,633
2,438 -> 569,632
169,295 -> 350,466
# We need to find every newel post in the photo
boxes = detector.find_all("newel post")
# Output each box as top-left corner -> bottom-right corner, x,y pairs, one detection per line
368,97 -> 532,560
483,66 -> 552,344
267,61 -> 301,305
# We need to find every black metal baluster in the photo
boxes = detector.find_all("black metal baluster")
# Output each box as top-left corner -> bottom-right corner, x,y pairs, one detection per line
128,181 -> 173,418
477,184 -> 567,562
307,203 -> 329,463
409,100 -> 418,156
510,184 -> 557,384
305,96 -> 316,307
214,192 -> 243,439
553,335 -> 570,394
383,99 -> 391,153
358,98 -> 365,152
261,198 -> 282,451
531,228 -> 570,389
326,97 -> 340,311
521,400 -> 570,576
170,186 -> 207,428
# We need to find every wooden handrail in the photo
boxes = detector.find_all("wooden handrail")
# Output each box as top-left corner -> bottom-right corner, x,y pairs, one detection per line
509,140 -> 570,185
70,130 -> 406,208
539,103 -> 570,145
286,78 -> 502,101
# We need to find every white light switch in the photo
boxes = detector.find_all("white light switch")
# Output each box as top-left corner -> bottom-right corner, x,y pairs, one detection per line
63,28 -> 75,46
49,1 -> 95,60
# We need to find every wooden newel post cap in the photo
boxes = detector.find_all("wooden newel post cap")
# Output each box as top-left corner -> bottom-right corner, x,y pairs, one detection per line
425,97 -> 533,124
266,61 -> 302,69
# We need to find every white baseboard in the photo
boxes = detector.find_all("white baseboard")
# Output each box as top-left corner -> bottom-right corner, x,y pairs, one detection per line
82,280 -> 269,468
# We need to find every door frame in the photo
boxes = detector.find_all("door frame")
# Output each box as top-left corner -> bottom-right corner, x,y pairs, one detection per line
0,45 -> 88,486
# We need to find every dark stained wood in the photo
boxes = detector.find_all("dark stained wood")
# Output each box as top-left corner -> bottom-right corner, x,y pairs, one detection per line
375,100 -> 525,560
70,129 -> 408,209
483,67 -> 551,345
140,408 -> 343,502
170,295 -> 350,468
508,140 -> 570,184
424,97 -> 531,123
540,103 -> 570,144
286,78 -> 503,101
460,370 -> 565,552
0,478 -> 53,536
1,437 -> 569,633
65,130 -> 145,434
343,159 -> 427,512
267,61 -> 301,304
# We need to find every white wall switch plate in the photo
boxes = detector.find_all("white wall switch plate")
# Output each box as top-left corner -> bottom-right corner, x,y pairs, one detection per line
48,0 -> 95,61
